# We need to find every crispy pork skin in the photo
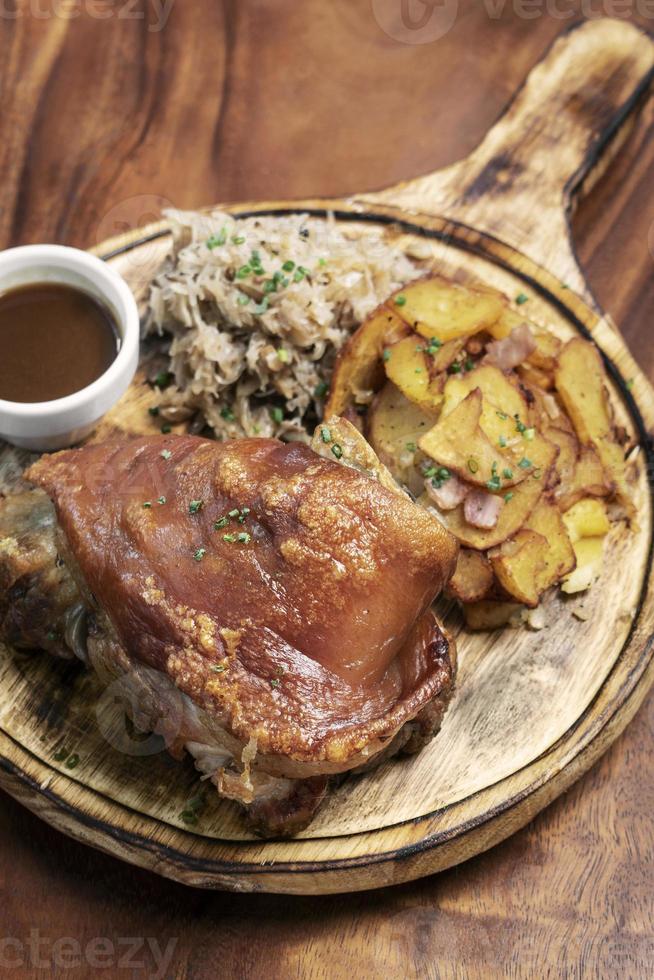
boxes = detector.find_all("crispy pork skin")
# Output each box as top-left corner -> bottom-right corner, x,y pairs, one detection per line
1,433 -> 458,835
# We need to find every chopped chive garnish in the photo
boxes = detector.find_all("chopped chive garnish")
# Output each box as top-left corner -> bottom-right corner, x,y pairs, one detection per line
236,264 -> 252,279
223,533 -> 237,543
154,371 -> 173,389
518,457 -> 532,469
229,508 -> 240,518
160,449 -> 172,460
424,466 -> 437,478
524,427 -> 535,441
448,362 -> 462,374
237,532 -> 251,544
277,348 -> 289,363
499,436 -> 507,448
282,260 -> 295,272
193,548 -> 206,562
314,381 -> 328,398
467,458 -> 479,474
318,258 -> 327,267
212,664 -> 227,673
626,378 -> 635,391
532,468 -> 542,480
189,500 -> 203,514
414,368 -> 422,374
157,496 -> 166,505
427,338 -> 442,354
496,410 -> 508,420
206,228 -> 227,249
331,444 -> 343,459
237,293 -> 251,306
270,407 -> 284,424
65,754 -> 80,769
221,406 -> 235,421
405,442 -> 417,452
143,501 -> 152,509
383,349 -> 392,362
320,426 -> 331,444
270,678 -> 281,688
253,297 -> 270,315
502,468 -> 514,479
515,418 -> 526,433
504,492 -> 514,502
148,406 -> 160,417
394,294 -> 407,306
54,747 -> 69,762
487,477 -> 501,491
214,517 -> 229,529
464,357 -> 474,371
516,293 -> 529,305
232,235 -> 246,245
161,424 -> 172,434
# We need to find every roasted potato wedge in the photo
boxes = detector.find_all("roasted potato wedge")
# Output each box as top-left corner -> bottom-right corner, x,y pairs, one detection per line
554,338 -> 633,517
490,529 -> 548,607
419,389 -> 528,489
556,445 -> 613,512
525,499 -> 576,590
367,382 -> 435,489
383,335 -> 443,410
431,434 -> 558,550
326,307 -> 408,416
392,277 -> 505,343
446,548 -> 494,603
441,365 -> 531,447
561,537 -> 605,594
562,498 -> 610,541
490,500 -> 574,606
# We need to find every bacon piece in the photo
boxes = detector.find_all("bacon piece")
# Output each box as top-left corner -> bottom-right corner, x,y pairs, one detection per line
484,323 -> 537,371
464,489 -> 504,529
425,473 -> 469,511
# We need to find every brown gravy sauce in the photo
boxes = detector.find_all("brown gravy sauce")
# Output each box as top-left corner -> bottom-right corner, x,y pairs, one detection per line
0,282 -> 120,403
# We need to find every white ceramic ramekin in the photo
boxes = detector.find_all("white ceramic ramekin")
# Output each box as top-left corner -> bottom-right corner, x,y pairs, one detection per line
0,245 -> 139,452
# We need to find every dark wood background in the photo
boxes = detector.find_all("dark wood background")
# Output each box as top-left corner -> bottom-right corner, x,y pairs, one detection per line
1,2 -> 653,977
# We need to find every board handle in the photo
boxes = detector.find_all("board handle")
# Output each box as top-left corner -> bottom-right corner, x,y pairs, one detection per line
361,18 -> 654,306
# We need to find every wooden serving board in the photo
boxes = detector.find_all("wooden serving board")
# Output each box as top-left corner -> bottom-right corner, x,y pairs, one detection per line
1,19 -> 654,895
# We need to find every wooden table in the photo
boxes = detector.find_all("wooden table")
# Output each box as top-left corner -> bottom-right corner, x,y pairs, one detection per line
2,3 -> 653,976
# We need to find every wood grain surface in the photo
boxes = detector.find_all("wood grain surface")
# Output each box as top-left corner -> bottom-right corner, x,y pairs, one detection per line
1,1 -> 653,976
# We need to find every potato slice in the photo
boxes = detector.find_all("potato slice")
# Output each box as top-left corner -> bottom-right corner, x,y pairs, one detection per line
528,328 -> 562,371
446,549 -> 494,603
432,434 -> 557,550
490,499 -> 575,606
326,307 -> 408,416
554,337 -> 633,517
367,382 -> 436,488
383,335 -> 443,410
419,389 -> 527,489
556,445 -> 613,512
563,498 -> 610,542
517,362 -> 554,391
391,277 -> 504,343
463,600 -> 523,630
441,365 -> 529,445
525,499 -> 576,590
490,529 -> 548,607
561,537 -> 605,594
